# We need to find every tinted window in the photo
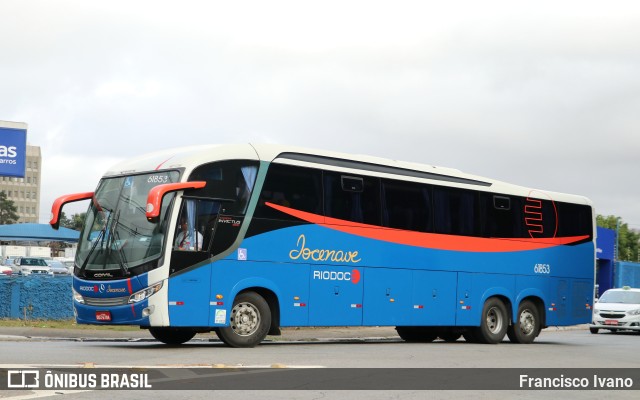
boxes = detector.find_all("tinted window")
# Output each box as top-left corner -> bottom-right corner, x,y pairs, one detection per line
523,197 -> 558,238
480,193 -> 526,238
433,186 -> 479,236
189,160 -> 259,216
255,164 -> 323,220
382,179 -> 432,232
556,202 -> 593,238
324,172 -> 380,225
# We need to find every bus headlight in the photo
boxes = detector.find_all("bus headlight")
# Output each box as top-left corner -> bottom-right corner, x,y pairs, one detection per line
128,281 -> 163,304
72,288 -> 85,304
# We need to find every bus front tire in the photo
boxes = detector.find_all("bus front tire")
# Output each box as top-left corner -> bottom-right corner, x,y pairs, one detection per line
217,291 -> 271,348
475,298 -> 508,344
507,300 -> 541,344
149,328 -> 196,345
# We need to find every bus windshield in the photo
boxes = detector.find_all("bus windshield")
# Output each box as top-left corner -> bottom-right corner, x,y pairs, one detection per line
77,171 -> 180,274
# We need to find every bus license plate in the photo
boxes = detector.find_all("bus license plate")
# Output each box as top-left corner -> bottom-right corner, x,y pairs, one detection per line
604,320 -> 618,326
96,311 -> 112,321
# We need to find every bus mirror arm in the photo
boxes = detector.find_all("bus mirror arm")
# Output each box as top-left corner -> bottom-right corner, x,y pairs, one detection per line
50,192 -> 96,230
146,181 -> 207,221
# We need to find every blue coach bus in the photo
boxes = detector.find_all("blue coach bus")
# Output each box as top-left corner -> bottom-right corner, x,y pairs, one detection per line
51,144 -> 595,347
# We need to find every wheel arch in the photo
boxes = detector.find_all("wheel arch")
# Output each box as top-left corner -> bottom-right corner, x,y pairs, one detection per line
515,294 -> 546,329
514,288 -> 547,328
480,289 -> 514,324
230,279 -> 281,336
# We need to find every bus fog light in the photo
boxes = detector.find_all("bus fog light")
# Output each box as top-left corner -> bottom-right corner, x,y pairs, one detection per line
142,305 -> 155,317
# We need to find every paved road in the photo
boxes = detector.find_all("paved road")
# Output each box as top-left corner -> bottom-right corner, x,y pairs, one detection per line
1,326 -> 638,399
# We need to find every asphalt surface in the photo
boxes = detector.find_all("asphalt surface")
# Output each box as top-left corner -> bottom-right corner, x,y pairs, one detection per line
0,324 -> 589,343
0,325 -> 402,342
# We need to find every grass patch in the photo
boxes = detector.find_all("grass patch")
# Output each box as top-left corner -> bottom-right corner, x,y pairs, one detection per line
0,318 -> 139,331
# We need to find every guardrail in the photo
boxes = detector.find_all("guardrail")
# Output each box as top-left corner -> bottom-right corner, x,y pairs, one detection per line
0,275 -> 73,320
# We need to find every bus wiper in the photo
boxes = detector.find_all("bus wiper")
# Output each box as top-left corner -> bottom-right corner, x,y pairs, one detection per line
112,228 -> 130,277
78,209 -> 112,278
106,210 -> 130,277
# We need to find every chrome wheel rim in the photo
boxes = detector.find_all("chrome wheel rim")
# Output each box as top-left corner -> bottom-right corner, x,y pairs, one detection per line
519,309 -> 535,335
230,302 -> 260,336
486,306 -> 504,334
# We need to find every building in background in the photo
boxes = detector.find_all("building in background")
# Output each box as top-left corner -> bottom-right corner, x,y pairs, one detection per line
0,145 -> 42,223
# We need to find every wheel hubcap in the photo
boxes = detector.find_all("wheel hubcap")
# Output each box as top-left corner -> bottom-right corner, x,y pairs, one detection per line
519,309 -> 535,335
230,302 -> 260,336
486,307 -> 504,334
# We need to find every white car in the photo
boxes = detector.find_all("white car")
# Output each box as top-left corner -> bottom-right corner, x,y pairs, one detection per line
45,260 -> 70,275
15,257 -> 52,276
591,286 -> 640,334
0,265 -> 12,276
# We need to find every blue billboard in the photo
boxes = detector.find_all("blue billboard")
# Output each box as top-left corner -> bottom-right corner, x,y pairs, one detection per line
0,121 -> 27,178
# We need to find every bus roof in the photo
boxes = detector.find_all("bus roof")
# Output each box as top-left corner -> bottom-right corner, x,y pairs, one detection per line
103,143 -> 592,206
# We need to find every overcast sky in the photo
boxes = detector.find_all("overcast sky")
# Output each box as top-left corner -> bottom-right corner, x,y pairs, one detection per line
1,1 -> 639,228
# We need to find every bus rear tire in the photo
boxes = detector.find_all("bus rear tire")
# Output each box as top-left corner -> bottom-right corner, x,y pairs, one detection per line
149,327 -> 196,345
396,327 -> 438,342
475,298 -> 508,344
507,300 -> 541,344
217,291 -> 271,348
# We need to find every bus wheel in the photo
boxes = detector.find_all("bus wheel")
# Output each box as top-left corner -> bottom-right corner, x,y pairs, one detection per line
475,298 -> 508,344
396,327 -> 438,342
149,328 -> 196,345
507,300 -> 540,344
217,291 -> 271,348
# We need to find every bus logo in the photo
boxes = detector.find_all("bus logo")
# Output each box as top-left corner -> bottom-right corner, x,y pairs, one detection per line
313,269 -> 361,284
289,234 -> 361,264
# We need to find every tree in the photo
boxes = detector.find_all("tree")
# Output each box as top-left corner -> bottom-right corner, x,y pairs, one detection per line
60,211 -> 86,231
597,215 -> 640,262
70,213 -> 86,231
0,191 -> 19,224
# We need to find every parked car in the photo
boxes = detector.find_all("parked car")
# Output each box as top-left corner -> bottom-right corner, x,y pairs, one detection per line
591,286 -> 640,334
14,257 -> 52,276
9,257 -> 22,274
0,265 -> 12,276
45,260 -> 70,275
55,257 -> 75,275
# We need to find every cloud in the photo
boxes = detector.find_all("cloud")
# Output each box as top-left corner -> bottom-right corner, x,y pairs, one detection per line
0,1 -> 639,225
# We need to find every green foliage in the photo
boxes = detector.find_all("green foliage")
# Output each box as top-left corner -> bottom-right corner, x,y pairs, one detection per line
597,215 -> 640,262
59,211 -> 86,231
0,191 -> 19,224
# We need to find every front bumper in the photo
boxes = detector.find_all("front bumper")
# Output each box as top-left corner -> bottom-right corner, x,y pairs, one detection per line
74,300 -> 151,326
591,317 -> 640,331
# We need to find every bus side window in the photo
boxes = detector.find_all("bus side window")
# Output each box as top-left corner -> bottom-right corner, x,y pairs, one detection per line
381,179 -> 432,232
433,186 -> 479,236
556,202 -> 592,239
174,199 -> 220,252
481,193 -> 525,238
255,164 -> 323,220
324,172 -> 381,226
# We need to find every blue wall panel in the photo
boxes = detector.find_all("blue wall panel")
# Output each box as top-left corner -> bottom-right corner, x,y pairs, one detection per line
0,276 -> 73,320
